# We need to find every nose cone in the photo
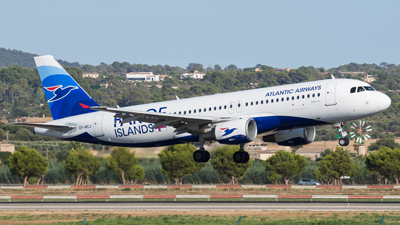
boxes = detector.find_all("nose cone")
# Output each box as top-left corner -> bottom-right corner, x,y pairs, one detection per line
378,93 -> 391,111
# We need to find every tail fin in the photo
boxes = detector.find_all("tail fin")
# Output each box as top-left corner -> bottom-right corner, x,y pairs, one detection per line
35,55 -> 100,120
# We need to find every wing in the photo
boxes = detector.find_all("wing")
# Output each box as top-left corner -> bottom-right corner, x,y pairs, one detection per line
91,106 -> 233,134
10,122 -> 75,131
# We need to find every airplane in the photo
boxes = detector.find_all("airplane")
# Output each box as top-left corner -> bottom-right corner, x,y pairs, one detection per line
12,55 -> 391,163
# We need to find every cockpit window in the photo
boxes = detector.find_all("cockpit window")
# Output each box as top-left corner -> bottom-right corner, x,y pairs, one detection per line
357,86 -> 365,92
364,86 -> 375,91
350,87 -> 356,93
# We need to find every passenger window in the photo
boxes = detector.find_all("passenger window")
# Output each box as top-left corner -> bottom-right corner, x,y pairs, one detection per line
350,87 -> 356,93
261,100 -> 263,104
302,95 -> 305,99
238,103 -> 241,107
266,100 -> 269,104
245,102 -> 248,106
276,98 -> 279,102
287,97 -> 289,101
214,107 -> 217,111
312,93 -> 315,97
271,99 -> 274,103
179,111 -> 181,114
230,104 -> 232,108
184,111 -> 186,114
281,98 -> 284,102
199,109 -> 201,113
256,101 -> 258,105
318,93 -> 320,97
357,86 -> 365,92
292,96 -> 294,100
219,106 -> 221,110
204,108 -> 206,112
297,96 -> 299,99
174,112 -> 176,114
307,94 -> 310,98
209,107 -> 211,111
251,102 -> 253,106
189,110 -> 191,114
224,105 -> 227,109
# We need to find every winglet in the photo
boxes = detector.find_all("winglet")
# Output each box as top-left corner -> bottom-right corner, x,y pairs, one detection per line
331,74 -> 335,79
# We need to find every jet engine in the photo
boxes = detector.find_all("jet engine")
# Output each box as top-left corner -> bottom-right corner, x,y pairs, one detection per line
203,118 -> 257,144
262,127 -> 316,146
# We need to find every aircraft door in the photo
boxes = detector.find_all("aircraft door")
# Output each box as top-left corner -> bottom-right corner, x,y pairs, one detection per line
93,114 -> 104,137
229,102 -> 234,114
236,101 -> 242,113
325,83 -> 337,106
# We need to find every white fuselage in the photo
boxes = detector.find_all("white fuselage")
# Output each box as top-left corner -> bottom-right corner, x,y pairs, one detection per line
34,78 -> 391,147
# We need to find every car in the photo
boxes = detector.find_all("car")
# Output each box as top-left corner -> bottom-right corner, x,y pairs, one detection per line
298,179 -> 321,186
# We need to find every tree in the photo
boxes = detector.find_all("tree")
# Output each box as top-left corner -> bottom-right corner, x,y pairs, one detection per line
211,145 -> 253,185
264,150 -> 307,185
8,146 -> 48,186
368,138 -> 400,151
366,146 -> 400,185
158,144 -> 205,185
104,147 -> 144,185
313,147 -> 359,185
64,146 -> 100,185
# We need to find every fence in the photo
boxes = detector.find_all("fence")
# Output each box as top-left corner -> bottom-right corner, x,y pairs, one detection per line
1,185 -> 399,192
1,194 -> 400,202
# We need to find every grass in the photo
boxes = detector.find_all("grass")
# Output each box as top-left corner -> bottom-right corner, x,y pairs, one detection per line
1,213 -> 400,225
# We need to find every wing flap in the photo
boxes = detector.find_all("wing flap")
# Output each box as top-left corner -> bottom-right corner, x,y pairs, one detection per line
10,122 -> 75,131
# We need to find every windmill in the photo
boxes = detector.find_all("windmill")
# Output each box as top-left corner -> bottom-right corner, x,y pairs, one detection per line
349,120 -> 373,145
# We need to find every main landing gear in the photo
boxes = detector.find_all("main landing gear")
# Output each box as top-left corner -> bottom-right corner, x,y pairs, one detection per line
193,136 -> 210,162
336,122 -> 349,146
192,137 -> 249,163
233,144 -> 250,164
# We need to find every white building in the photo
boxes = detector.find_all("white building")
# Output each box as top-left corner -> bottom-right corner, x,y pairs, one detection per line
180,70 -> 205,80
126,72 -> 160,82
82,73 -> 99,79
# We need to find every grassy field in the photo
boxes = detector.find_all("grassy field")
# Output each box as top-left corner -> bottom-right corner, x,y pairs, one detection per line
0,211 -> 398,224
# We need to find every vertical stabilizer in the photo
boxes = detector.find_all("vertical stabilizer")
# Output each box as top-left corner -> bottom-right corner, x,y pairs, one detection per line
35,55 -> 99,120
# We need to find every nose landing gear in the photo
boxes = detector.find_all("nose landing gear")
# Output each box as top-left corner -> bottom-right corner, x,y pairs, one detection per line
336,122 -> 349,146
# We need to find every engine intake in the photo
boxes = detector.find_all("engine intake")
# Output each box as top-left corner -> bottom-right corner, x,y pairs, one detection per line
204,118 -> 257,144
262,127 -> 316,146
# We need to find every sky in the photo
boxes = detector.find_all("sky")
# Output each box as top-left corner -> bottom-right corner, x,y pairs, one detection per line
1,0 -> 399,69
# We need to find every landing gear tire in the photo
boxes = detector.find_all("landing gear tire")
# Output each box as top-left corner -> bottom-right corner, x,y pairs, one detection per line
339,137 -> 349,146
193,150 -> 210,162
233,151 -> 250,163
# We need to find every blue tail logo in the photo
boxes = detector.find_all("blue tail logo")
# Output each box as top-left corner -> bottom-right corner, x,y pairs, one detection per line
44,85 -> 79,102
35,55 -> 100,120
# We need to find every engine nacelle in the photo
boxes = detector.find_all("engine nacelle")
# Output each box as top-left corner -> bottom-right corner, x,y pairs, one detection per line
262,127 -> 316,146
203,118 -> 257,144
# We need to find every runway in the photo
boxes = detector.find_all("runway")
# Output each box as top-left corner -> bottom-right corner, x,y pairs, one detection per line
1,202 -> 400,211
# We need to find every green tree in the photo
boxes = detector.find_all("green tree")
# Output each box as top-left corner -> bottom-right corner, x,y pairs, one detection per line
264,150 -> 307,185
366,146 -> 400,185
64,147 -> 100,185
8,146 -> 48,186
158,144 -> 205,185
104,147 -> 144,185
211,146 -> 253,185
368,138 -> 400,151
313,147 -> 359,185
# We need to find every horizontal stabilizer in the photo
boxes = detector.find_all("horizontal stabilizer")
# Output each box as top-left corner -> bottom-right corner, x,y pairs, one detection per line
10,122 -> 75,131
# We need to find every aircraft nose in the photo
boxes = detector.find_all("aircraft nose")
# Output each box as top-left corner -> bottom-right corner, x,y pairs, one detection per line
379,93 -> 391,110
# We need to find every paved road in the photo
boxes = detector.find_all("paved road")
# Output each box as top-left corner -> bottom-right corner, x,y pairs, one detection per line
1,202 -> 400,211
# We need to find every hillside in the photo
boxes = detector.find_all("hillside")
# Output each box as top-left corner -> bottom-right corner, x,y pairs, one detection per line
0,47 -> 399,142
0,48 -> 81,68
